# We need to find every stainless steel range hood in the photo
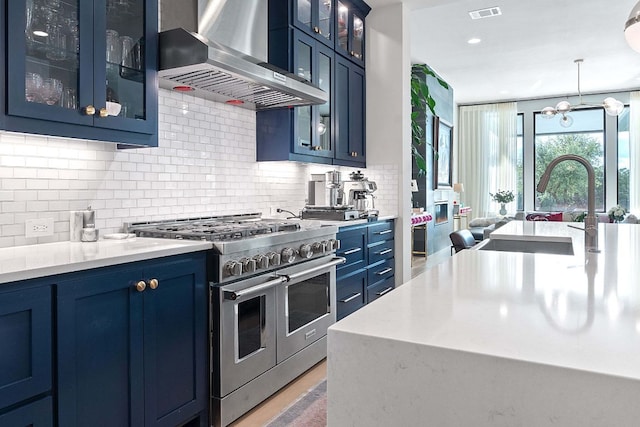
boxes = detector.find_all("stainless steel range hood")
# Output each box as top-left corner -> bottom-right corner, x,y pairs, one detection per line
159,0 -> 328,110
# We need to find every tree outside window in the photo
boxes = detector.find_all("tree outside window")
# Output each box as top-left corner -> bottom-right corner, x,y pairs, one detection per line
534,109 -> 605,212
618,107 -> 630,211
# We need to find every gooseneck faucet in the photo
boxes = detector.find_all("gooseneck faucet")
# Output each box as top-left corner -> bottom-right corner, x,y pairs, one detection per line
536,154 -> 598,252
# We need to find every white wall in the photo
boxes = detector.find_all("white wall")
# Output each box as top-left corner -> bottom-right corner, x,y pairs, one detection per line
0,89 -> 399,248
366,3 -> 411,284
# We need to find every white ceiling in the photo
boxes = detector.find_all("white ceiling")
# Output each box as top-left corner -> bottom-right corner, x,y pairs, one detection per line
366,0 -> 640,104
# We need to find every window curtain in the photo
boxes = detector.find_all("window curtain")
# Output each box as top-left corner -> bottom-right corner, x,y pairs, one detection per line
458,102 -> 518,217
629,91 -> 640,213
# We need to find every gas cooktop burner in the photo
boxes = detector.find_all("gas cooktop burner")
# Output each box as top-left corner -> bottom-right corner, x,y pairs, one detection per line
125,214 -> 301,242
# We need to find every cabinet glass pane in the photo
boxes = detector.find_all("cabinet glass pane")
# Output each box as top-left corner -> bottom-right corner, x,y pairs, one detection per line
318,52 -> 331,151
296,40 -> 312,82
352,14 -> 364,60
296,0 -> 312,31
297,106 -> 312,148
105,0 -> 146,120
337,2 -> 348,51
318,0 -> 332,41
25,0 -> 80,109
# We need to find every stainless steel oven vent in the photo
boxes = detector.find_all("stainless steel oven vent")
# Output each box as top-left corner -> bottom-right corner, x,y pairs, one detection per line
158,29 -> 328,110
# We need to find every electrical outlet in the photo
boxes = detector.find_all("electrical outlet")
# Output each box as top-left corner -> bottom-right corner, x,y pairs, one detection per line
25,218 -> 54,238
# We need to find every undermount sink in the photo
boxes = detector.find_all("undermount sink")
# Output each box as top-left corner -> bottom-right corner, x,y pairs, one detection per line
475,238 -> 574,256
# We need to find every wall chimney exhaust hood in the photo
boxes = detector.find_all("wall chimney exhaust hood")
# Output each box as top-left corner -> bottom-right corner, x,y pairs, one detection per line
159,0 -> 327,110
158,29 -> 327,110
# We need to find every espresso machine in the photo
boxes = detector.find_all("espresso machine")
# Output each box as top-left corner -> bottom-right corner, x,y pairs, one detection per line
343,170 -> 378,217
302,170 -> 359,220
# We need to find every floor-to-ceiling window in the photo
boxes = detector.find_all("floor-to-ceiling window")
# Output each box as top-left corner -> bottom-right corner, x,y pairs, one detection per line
618,106 -> 630,211
516,113 -> 524,211
534,108 -> 605,212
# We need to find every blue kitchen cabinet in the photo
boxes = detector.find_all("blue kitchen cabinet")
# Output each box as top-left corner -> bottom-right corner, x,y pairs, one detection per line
269,0 -> 335,48
258,29 -> 335,163
334,55 -> 365,166
0,284 -> 52,416
336,219 -> 394,319
258,0 -> 369,167
335,0 -> 370,67
0,0 -> 158,147
57,252 -> 208,427
0,397 -> 53,427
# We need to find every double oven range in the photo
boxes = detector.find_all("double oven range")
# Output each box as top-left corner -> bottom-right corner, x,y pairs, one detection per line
126,213 -> 343,427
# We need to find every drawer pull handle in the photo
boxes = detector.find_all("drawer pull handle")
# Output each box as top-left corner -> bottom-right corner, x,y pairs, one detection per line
377,230 -> 392,235
378,249 -> 393,255
340,292 -> 362,303
343,247 -> 362,255
376,287 -> 393,296
376,267 -> 393,276
149,278 -> 159,290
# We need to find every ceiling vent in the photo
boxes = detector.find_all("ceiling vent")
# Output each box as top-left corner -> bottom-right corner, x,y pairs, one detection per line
468,6 -> 502,20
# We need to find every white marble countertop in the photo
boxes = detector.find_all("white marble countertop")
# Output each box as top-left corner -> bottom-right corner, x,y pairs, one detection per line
296,214 -> 397,229
331,221 -> 640,380
0,238 -> 213,284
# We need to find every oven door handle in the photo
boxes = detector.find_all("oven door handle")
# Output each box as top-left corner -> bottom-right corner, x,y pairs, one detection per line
222,275 -> 288,301
285,257 -> 346,281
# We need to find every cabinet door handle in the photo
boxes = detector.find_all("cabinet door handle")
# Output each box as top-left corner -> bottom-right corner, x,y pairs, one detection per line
350,151 -> 358,157
98,107 -> 109,118
378,248 -> 393,255
375,267 -> 393,276
377,230 -> 393,235
376,287 -> 393,296
149,278 -> 159,290
313,26 -> 320,34
343,247 -> 362,255
83,105 -> 96,116
135,280 -> 146,292
339,292 -> 362,303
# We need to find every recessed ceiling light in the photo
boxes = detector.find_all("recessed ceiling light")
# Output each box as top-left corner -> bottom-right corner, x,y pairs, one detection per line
467,38 -> 481,44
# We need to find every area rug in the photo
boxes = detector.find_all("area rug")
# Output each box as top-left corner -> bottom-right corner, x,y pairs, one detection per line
266,379 -> 327,427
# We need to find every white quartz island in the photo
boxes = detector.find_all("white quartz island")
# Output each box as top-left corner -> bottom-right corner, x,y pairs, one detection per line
328,221 -> 640,426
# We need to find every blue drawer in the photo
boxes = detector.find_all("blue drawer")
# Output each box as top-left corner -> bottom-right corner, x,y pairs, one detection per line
367,276 -> 395,304
367,220 -> 394,244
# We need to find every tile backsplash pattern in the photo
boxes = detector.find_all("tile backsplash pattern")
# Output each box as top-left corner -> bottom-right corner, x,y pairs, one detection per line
0,89 -> 398,248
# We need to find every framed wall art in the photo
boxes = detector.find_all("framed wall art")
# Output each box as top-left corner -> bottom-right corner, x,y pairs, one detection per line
433,116 -> 453,189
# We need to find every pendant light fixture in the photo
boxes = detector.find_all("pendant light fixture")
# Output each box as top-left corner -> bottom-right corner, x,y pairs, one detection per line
540,59 -> 624,128
625,1 -> 640,53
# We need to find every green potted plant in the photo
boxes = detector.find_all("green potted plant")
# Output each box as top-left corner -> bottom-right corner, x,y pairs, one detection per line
411,64 -> 449,176
490,190 -> 515,215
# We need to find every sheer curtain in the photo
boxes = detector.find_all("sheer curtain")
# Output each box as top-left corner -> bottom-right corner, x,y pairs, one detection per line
458,102 -> 518,217
630,91 -> 640,213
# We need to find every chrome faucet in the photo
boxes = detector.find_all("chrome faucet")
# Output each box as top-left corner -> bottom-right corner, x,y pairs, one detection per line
536,154 -> 598,252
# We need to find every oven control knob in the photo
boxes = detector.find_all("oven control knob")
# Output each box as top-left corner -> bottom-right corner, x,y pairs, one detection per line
253,254 -> 269,269
328,239 -> 340,251
224,261 -> 242,277
312,242 -> 326,254
267,252 -> 281,266
299,244 -> 313,259
240,257 -> 256,274
281,247 -> 296,263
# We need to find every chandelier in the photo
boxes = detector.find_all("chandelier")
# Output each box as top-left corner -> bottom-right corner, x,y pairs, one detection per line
540,59 -> 624,128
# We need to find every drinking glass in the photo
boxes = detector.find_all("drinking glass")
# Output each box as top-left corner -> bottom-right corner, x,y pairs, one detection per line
41,78 -> 63,105
46,23 -> 67,60
106,29 -> 121,64
25,72 -> 43,102
61,87 -> 77,109
120,36 -> 135,68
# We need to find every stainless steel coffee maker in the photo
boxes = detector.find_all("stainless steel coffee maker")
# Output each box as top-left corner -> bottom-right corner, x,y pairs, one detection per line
343,170 -> 378,216
307,170 -> 343,207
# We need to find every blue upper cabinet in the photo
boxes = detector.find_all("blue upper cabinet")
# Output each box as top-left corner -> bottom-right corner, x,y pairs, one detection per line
1,0 -> 158,147
259,0 -> 368,167
335,0 -> 370,67
257,29 -> 335,164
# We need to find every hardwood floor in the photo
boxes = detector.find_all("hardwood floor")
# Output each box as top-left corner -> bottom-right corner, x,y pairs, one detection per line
229,248 -> 451,426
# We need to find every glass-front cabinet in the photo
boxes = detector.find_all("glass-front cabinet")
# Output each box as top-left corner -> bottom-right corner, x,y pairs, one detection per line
336,0 -> 366,66
293,31 -> 333,157
293,0 -> 334,47
3,0 -> 158,146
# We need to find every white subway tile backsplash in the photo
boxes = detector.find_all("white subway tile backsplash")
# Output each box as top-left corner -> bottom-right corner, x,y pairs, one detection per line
0,89 -> 399,248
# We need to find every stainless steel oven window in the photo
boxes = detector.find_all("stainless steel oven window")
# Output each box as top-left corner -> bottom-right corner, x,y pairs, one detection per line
236,295 -> 266,360
285,272 -> 331,334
